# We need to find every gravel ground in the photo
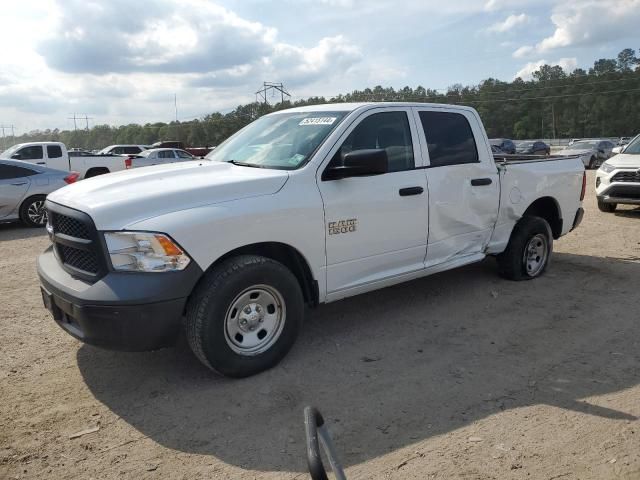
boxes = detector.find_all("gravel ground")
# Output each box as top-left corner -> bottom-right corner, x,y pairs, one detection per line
1,170 -> 639,479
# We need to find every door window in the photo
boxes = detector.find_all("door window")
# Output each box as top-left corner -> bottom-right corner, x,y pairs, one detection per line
15,146 -> 44,161
332,111 -> 414,172
47,145 -> 63,158
158,150 -> 175,159
176,150 -> 193,159
418,111 -> 479,167
123,146 -> 142,154
0,164 -> 37,179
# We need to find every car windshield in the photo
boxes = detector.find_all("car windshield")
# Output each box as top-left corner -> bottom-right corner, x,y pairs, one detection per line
206,111 -> 348,169
567,141 -> 597,150
138,150 -> 153,157
623,136 -> 640,154
1,144 -> 22,158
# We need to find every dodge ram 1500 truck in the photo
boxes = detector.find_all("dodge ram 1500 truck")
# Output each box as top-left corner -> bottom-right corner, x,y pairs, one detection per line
38,103 -> 585,377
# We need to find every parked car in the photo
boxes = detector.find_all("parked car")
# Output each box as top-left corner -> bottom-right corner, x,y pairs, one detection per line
0,159 -> 78,227
516,141 -> 550,155
489,138 -> 516,154
557,139 -> 615,169
618,137 -> 632,146
1,142 -> 131,179
38,102 -> 585,377
127,148 -> 195,168
595,135 -> 640,212
150,141 -> 214,158
97,145 -> 148,156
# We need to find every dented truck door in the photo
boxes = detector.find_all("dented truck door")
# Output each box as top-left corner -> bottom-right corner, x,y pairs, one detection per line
412,106 -> 500,268
317,107 -> 429,297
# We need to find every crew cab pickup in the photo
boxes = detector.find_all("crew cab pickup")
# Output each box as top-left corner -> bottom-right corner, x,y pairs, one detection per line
1,142 -> 129,179
37,103 -> 586,377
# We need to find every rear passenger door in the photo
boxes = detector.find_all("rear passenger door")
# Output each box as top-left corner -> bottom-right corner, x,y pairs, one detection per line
412,107 -> 499,268
318,107 -> 429,296
0,164 -> 32,219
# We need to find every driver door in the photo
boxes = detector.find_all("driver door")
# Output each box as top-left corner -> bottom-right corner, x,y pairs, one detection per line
317,107 -> 429,298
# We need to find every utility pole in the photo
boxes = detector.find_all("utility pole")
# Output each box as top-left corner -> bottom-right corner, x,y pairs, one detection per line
0,124 -> 14,150
174,93 -> 178,122
68,113 -> 78,131
255,82 -> 291,105
551,103 -> 556,140
83,114 -> 93,131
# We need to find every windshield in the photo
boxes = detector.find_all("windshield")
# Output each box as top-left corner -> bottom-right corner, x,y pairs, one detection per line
139,150 -> 153,157
567,141 -> 597,150
0,144 -> 22,158
623,135 -> 640,154
206,111 -> 348,169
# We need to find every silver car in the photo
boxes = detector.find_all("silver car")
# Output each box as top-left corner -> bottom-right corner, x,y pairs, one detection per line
558,139 -> 615,169
128,148 -> 195,168
0,159 -> 77,227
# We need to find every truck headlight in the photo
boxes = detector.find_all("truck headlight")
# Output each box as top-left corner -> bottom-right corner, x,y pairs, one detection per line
104,232 -> 191,272
599,162 -> 615,174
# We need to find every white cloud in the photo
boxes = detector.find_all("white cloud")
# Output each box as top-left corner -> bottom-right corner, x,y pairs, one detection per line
514,57 -> 577,79
487,13 -> 529,33
513,0 -> 640,57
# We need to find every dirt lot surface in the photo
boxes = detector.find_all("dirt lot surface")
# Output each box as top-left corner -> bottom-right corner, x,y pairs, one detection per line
1,171 -> 639,480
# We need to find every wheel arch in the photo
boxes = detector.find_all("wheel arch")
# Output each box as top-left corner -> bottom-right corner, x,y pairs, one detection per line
522,196 -> 562,239
85,167 -> 110,178
198,242 -> 319,308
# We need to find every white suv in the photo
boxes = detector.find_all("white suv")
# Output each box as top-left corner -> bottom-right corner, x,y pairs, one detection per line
595,135 -> 640,212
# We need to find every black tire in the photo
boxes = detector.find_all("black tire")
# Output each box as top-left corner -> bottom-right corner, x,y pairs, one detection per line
19,195 -> 48,228
185,255 -> 304,377
85,168 -> 109,178
588,157 -> 597,169
597,201 -> 616,213
497,216 -> 553,281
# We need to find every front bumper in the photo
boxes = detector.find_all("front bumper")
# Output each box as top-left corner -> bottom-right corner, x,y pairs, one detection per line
595,170 -> 640,205
38,246 -> 203,351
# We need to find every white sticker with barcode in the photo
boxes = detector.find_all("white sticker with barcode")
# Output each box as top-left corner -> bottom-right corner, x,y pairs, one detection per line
299,117 -> 337,126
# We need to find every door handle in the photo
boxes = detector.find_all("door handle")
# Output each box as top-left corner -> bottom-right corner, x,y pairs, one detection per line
11,182 -> 27,186
399,186 -> 424,196
471,178 -> 492,186
36,162 -> 46,165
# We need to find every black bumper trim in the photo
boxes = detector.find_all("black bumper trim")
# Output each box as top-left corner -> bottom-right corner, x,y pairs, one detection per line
571,207 -> 584,231
38,246 -> 203,351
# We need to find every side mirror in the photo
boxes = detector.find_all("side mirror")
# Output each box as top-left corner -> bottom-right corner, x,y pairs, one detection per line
323,149 -> 388,180
598,149 -> 605,155
11,153 -> 21,160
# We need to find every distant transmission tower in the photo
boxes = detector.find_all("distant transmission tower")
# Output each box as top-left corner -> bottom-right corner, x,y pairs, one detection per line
255,82 -> 291,105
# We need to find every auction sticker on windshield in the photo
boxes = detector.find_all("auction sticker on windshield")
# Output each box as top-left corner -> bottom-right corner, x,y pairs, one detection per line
299,117 -> 336,125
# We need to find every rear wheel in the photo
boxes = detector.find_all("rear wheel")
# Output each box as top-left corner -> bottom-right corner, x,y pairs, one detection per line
497,216 -> 553,281
19,195 -> 48,228
597,201 -> 616,213
185,255 -> 304,377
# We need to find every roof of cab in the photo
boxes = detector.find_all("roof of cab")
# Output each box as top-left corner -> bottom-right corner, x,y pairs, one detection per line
271,102 -> 478,115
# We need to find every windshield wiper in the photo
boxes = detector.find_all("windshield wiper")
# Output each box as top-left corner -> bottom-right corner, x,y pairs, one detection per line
227,160 -> 264,168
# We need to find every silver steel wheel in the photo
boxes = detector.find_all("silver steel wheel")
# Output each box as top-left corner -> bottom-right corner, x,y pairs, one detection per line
27,200 -> 47,225
523,233 -> 548,277
224,284 -> 286,356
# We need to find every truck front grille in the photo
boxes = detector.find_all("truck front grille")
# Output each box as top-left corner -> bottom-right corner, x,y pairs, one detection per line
57,244 -> 100,275
611,171 -> 640,183
46,203 -> 107,282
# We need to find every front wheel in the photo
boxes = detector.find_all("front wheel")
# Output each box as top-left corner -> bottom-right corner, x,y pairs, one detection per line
497,216 -> 553,281
597,201 -> 616,213
185,255 -> 304,377
19,195 -> 48,227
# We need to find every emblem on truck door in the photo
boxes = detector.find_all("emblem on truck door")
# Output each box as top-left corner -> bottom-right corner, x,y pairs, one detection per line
328,219 -> 357,235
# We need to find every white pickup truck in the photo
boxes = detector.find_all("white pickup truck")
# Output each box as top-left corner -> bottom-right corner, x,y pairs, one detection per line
1,142 -> 129,179
37,103 -> 585,377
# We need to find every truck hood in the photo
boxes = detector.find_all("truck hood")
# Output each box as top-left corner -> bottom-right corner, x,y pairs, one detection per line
48,160 -> 289,229
605,153 -> 640,168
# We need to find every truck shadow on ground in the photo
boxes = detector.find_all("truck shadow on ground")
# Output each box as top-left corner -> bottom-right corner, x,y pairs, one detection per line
77,252 -> 640,473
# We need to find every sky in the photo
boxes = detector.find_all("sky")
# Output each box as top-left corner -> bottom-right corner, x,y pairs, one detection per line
1,0 -> 638,133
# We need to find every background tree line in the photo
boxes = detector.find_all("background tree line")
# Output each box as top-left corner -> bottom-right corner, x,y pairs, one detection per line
7,48 -> 640,150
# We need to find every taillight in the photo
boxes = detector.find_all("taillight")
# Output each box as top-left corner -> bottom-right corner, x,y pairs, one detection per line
64,172 -> 79,184
580,171 -> 586,201
125,157 -> 132,169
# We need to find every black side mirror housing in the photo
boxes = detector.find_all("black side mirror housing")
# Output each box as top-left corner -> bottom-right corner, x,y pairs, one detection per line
11,153 -> 21,160
323,149 -> 388,180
